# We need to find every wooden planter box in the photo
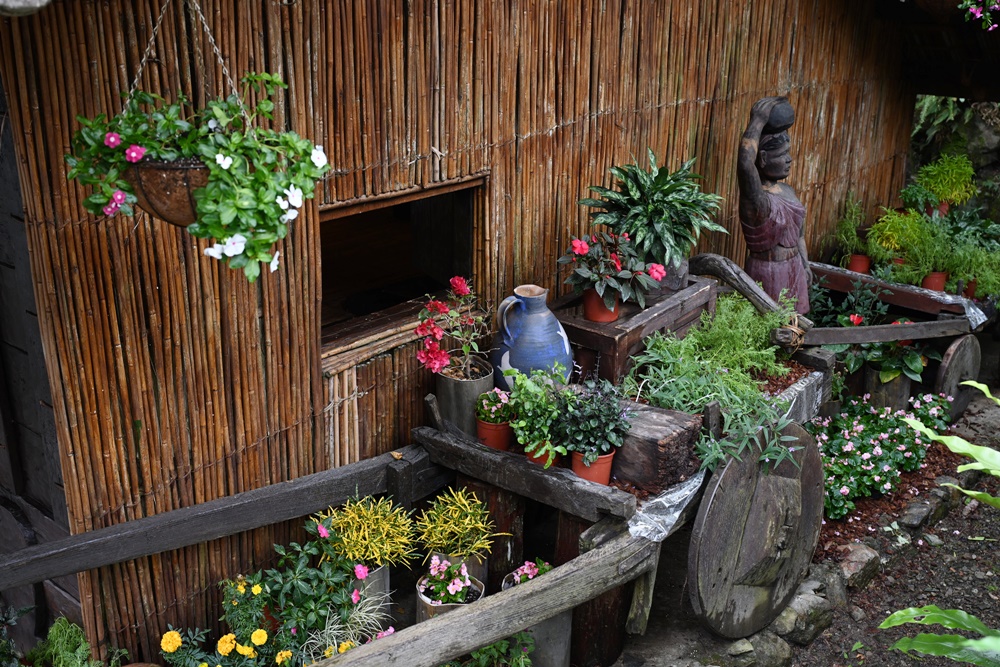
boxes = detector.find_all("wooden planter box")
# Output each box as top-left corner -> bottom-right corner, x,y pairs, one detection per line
553,276 -> 717,383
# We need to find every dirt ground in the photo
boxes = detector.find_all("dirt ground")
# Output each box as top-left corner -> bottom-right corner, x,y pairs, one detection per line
616,336 -> 1000,667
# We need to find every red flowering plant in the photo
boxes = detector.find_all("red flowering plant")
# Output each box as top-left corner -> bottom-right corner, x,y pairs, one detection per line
826,315 -> 942,384
557,231 -> 665,310
415,276 -> 493,380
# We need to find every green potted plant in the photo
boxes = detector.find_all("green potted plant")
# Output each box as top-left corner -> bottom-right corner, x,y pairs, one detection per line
415,486 -> 502,587
579,150 -> 726,289
866,207 -> 925,264
27,618 -> 127,667
414,555 -> 485,621
556,377 -> 632,485
557,231 -> 665,321
833,192 -> 871,272
475,388 -> 515,451
505,365 -> 570,468
914,153 -> 978,213
904,221 -> 952,290
65,72 -> 330,282
415,276 -> 495,437
499,559 -> 566,667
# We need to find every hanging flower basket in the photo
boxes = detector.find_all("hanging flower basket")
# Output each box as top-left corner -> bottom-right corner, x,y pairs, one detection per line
122,160 -> 209,227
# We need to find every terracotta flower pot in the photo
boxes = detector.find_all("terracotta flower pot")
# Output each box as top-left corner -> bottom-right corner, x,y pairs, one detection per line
581,288 -> 620,322
122,160 -> 209,226
526,446 -> 561,468
846,254 -> 871,274
570,451 -> 615,485
921,271 -> 949,292
476,419 -> 512,451
963,279 -> 977,299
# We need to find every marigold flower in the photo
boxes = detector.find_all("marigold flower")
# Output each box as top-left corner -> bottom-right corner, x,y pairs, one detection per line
323,646 -> 335,659
236,583 -> 246,594
235,642 -> 256,658
275,651 -> 293,665
217,633 -> 236,656
160,630 -> 183,653
449,276 -> 471,296
252,584 -> 262,595
338,641 -> 355,654
251,629 -> 268,646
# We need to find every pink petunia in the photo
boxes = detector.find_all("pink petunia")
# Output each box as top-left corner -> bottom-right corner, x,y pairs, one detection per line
124,144 -> 146,163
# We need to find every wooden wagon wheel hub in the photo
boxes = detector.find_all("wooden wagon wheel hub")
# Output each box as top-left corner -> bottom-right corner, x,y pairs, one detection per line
688,423 -> 823,638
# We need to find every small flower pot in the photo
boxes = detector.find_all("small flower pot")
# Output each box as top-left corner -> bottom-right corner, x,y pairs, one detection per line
122,160 -> 209,227
476,419 -> 513,451
921,271 -> 949,292
846,254 -> 871,274
415,575 -> 484,622
501,574 -> 572,667
963,279 -> 977,299
581,288 -> 620,322
436,357 -> 495,438
526,446 -> 561,468
570,451 -> 615,485
431,552 -> 488,592
351,564 -> 390,620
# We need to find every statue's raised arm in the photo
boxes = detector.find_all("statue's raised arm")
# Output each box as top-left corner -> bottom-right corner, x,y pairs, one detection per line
736,96 -> 811,315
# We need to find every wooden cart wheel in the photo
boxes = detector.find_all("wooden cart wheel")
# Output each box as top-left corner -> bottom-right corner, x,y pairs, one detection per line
934,334 -> 981,421
688,423 -> 823,638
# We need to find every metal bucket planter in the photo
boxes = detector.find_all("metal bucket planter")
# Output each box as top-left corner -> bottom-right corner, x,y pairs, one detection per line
352,564 -> 391,622
415,575 -> 484,622
436,358 -> 494,437
122,160 -> 209,227
501,573 -> 571,667
430,552 -> 488,593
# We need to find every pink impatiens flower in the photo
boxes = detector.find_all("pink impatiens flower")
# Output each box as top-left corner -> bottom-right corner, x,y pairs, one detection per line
839,486 -> 850,496
416,339 -> 451,373
571,238 -> 590,255
104,132 -> 121,148
316,523 -> 330,538
124,144 -> 146,163
354,564 -> 369,581
351,589 -> 361,604
648,263 -> 666,282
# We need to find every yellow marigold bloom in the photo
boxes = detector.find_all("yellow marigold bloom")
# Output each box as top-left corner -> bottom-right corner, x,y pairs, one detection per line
236,583 -> 246,594
250,629 -> 268,646
275,650 -> 293,665
338,641 -> 355,654
251,584 -> 262,595
235,643 -> 258,659
198,663 -> 208,667
323,646 -> 334,658
160,630 -> 183,653
217,633 -> 236,656
231,600 -> 238,606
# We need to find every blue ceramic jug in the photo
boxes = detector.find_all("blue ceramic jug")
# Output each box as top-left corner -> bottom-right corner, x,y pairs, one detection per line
491,284 -> 573,390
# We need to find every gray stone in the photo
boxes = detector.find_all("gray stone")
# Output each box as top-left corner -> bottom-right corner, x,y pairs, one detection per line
748,631 -> 792,667
809,563 -> 848,607
849,605 -> 867,622
727,639 -> 754,656
925,533 -> 944,547
936,477 -> 962,504
839,543 -> 880,589
769,606 -> 797,636
779,593 -> 834,645
899,501 -> 932,529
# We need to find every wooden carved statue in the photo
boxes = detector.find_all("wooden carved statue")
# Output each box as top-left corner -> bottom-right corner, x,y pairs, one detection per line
737,96 -> 811,315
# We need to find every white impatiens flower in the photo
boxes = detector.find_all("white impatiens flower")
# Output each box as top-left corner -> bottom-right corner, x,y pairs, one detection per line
215,154 -> 234,170
283,185 -> 304,209
280,208 -> 299,224
222,234 -> 247,257
204,243 -> 225,260
310,145 -> 328,168
270,251 -> 280,273
276,196 -> 289,210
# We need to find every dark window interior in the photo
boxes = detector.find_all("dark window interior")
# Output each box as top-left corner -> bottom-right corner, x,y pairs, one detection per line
321,185 -> 477,334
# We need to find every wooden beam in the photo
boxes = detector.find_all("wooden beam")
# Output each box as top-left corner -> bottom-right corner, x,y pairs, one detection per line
0,446 -> 441,592
411,426 -> 637,522
322,530 -> 659,667
803,319 -> 970,346
810,263 -> 969,315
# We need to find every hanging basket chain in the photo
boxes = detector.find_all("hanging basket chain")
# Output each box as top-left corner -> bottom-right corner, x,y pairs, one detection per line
121,0 -> 250,125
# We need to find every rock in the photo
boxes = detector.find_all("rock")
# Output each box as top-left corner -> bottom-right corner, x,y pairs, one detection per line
839,543 -> 880,589
935,476 -> 962,504
727,639 -> 754,656
899,501 -> 932,529
925,533 -> 944,547
849,605 -> 867,622
748,631 -> 793,667
809,563 -> 848,608
776,593 -> 834,645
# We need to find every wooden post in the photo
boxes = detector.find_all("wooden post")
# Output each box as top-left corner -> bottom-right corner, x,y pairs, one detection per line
457,475 -> 525,594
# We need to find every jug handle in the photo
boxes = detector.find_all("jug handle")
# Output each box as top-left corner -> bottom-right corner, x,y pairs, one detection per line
497,295 -> 522,343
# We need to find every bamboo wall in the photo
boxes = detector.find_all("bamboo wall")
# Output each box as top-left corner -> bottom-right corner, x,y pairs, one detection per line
0,0 -> 912,659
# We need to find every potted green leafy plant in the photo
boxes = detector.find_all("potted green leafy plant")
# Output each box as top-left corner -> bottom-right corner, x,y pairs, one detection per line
414,555 -> 485,622
505,365 -> 571,468
579,150 -> 726,289
65,72 -> 330,282
27,618 -> 127,667
556,231 -> 665,321
833,192 -> 871,272
556,377 -> 632,485
914,153 -> 978,213
866,207 -> 925,264
499,559 -> 567,667
475,388 -> 515,451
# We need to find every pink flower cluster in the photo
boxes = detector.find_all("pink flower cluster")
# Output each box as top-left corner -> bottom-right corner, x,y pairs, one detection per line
418,555 -> 473,605
99,131 -> 147,216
